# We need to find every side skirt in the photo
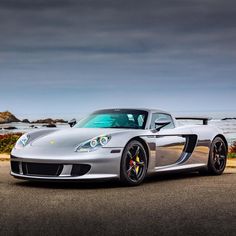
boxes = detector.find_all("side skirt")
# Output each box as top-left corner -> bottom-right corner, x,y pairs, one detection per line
154,163 -> 206,173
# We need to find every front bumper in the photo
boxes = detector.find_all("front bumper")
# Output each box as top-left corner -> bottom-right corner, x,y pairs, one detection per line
10,147 -> 123,181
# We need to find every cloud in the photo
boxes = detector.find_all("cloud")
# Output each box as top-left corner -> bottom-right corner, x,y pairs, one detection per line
0,0 -> 73,10
0,0 -> 235,116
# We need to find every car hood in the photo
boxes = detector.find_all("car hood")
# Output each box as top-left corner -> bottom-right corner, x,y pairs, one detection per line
30,128 -> 132,148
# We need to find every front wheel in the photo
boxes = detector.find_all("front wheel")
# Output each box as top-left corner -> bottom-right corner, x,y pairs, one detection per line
120,140 -> 147,186
205,137 -> 227,175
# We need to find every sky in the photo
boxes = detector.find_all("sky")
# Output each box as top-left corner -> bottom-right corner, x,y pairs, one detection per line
0,0 -> 236,120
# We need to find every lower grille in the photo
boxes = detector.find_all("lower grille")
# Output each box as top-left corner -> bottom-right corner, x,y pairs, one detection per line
11,161 -> 91,177
22,162 -> 63,177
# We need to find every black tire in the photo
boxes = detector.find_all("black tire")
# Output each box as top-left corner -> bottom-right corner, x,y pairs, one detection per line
120,140 -> 148,186
203,137 -> 227,175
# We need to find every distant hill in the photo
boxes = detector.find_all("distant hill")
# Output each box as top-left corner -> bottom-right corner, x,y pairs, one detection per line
0,111 -> 20,124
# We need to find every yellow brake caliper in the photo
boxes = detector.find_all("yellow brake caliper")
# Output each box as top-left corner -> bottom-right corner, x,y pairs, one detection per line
135,156 -> 140,174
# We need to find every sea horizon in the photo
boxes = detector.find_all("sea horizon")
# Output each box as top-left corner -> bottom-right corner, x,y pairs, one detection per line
3,110 -> 236,122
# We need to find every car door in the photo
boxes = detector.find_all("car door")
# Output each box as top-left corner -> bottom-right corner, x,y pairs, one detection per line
150,113 -> 187,167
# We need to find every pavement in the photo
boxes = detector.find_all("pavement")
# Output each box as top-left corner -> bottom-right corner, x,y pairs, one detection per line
0,162 -> 236,236
227,158 -> 236,168
0,154 -> 9,161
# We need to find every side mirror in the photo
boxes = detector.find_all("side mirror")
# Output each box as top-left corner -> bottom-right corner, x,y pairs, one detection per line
68,118 -> 77,127
154,119 -> 171,131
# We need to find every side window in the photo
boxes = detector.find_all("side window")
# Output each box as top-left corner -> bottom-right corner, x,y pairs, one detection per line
137,115 -> 144,127
150,113 -> 175,130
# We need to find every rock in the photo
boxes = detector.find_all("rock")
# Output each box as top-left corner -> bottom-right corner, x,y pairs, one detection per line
4,126 -> 17,130
22,119 -> 30,123
30,125 -> 38,128
0,111 -> 20,124
32,118 -> 67,124
42,123 -> 57,128
222,117 -> 236,121
54,119 -> 68,123
32,118 -> 54,124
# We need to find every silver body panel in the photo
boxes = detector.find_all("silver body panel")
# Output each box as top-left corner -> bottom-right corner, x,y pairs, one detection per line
11,109 -> 226,181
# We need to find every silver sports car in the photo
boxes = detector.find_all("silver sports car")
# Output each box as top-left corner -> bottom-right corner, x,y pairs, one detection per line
11,108 -> 228,186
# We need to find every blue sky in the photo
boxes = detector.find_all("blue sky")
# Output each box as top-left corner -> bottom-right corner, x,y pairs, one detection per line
0,0 -> 236,120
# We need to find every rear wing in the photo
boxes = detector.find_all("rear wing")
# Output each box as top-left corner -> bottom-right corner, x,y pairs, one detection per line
175,116 -> 212,125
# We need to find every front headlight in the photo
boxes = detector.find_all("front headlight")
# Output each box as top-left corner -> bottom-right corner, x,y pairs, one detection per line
15,134 -> 30,149
75,135 -> 111,152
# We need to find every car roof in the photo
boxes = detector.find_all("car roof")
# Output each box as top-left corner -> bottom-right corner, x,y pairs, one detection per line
93,108 -> 170,114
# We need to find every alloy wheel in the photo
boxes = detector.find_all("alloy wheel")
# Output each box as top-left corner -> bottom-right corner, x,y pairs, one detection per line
212,140 -> 227,172
125,144 -> 146,182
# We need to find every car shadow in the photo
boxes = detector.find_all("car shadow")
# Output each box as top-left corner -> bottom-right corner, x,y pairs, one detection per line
13,171 -> 230,190
14,178 -> 121,189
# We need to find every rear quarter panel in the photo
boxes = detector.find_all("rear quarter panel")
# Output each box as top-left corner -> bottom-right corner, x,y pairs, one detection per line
187,125 -> 224,165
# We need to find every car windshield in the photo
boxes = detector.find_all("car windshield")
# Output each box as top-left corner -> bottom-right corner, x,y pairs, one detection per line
75,109 -> 148,129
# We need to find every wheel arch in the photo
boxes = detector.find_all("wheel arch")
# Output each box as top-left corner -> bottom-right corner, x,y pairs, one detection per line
124,136 -> 150,166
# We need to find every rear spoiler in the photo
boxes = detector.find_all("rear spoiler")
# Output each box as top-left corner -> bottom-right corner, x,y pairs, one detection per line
175,116 -> 212,125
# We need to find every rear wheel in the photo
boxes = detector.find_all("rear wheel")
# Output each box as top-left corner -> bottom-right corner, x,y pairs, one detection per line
120,140 -> 147,186
203,137 -> 227,175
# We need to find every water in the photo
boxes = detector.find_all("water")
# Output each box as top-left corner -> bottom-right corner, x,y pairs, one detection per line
1,120 -> 236,145
210,120 -> 236,145
0,122 -> 69,134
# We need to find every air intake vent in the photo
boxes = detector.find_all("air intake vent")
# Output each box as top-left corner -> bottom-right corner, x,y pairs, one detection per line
71,164 -> 91,176
11,161 -> 20,174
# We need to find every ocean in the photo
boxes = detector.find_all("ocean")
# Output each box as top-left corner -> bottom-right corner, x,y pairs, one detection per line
1,119 -> 236,145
